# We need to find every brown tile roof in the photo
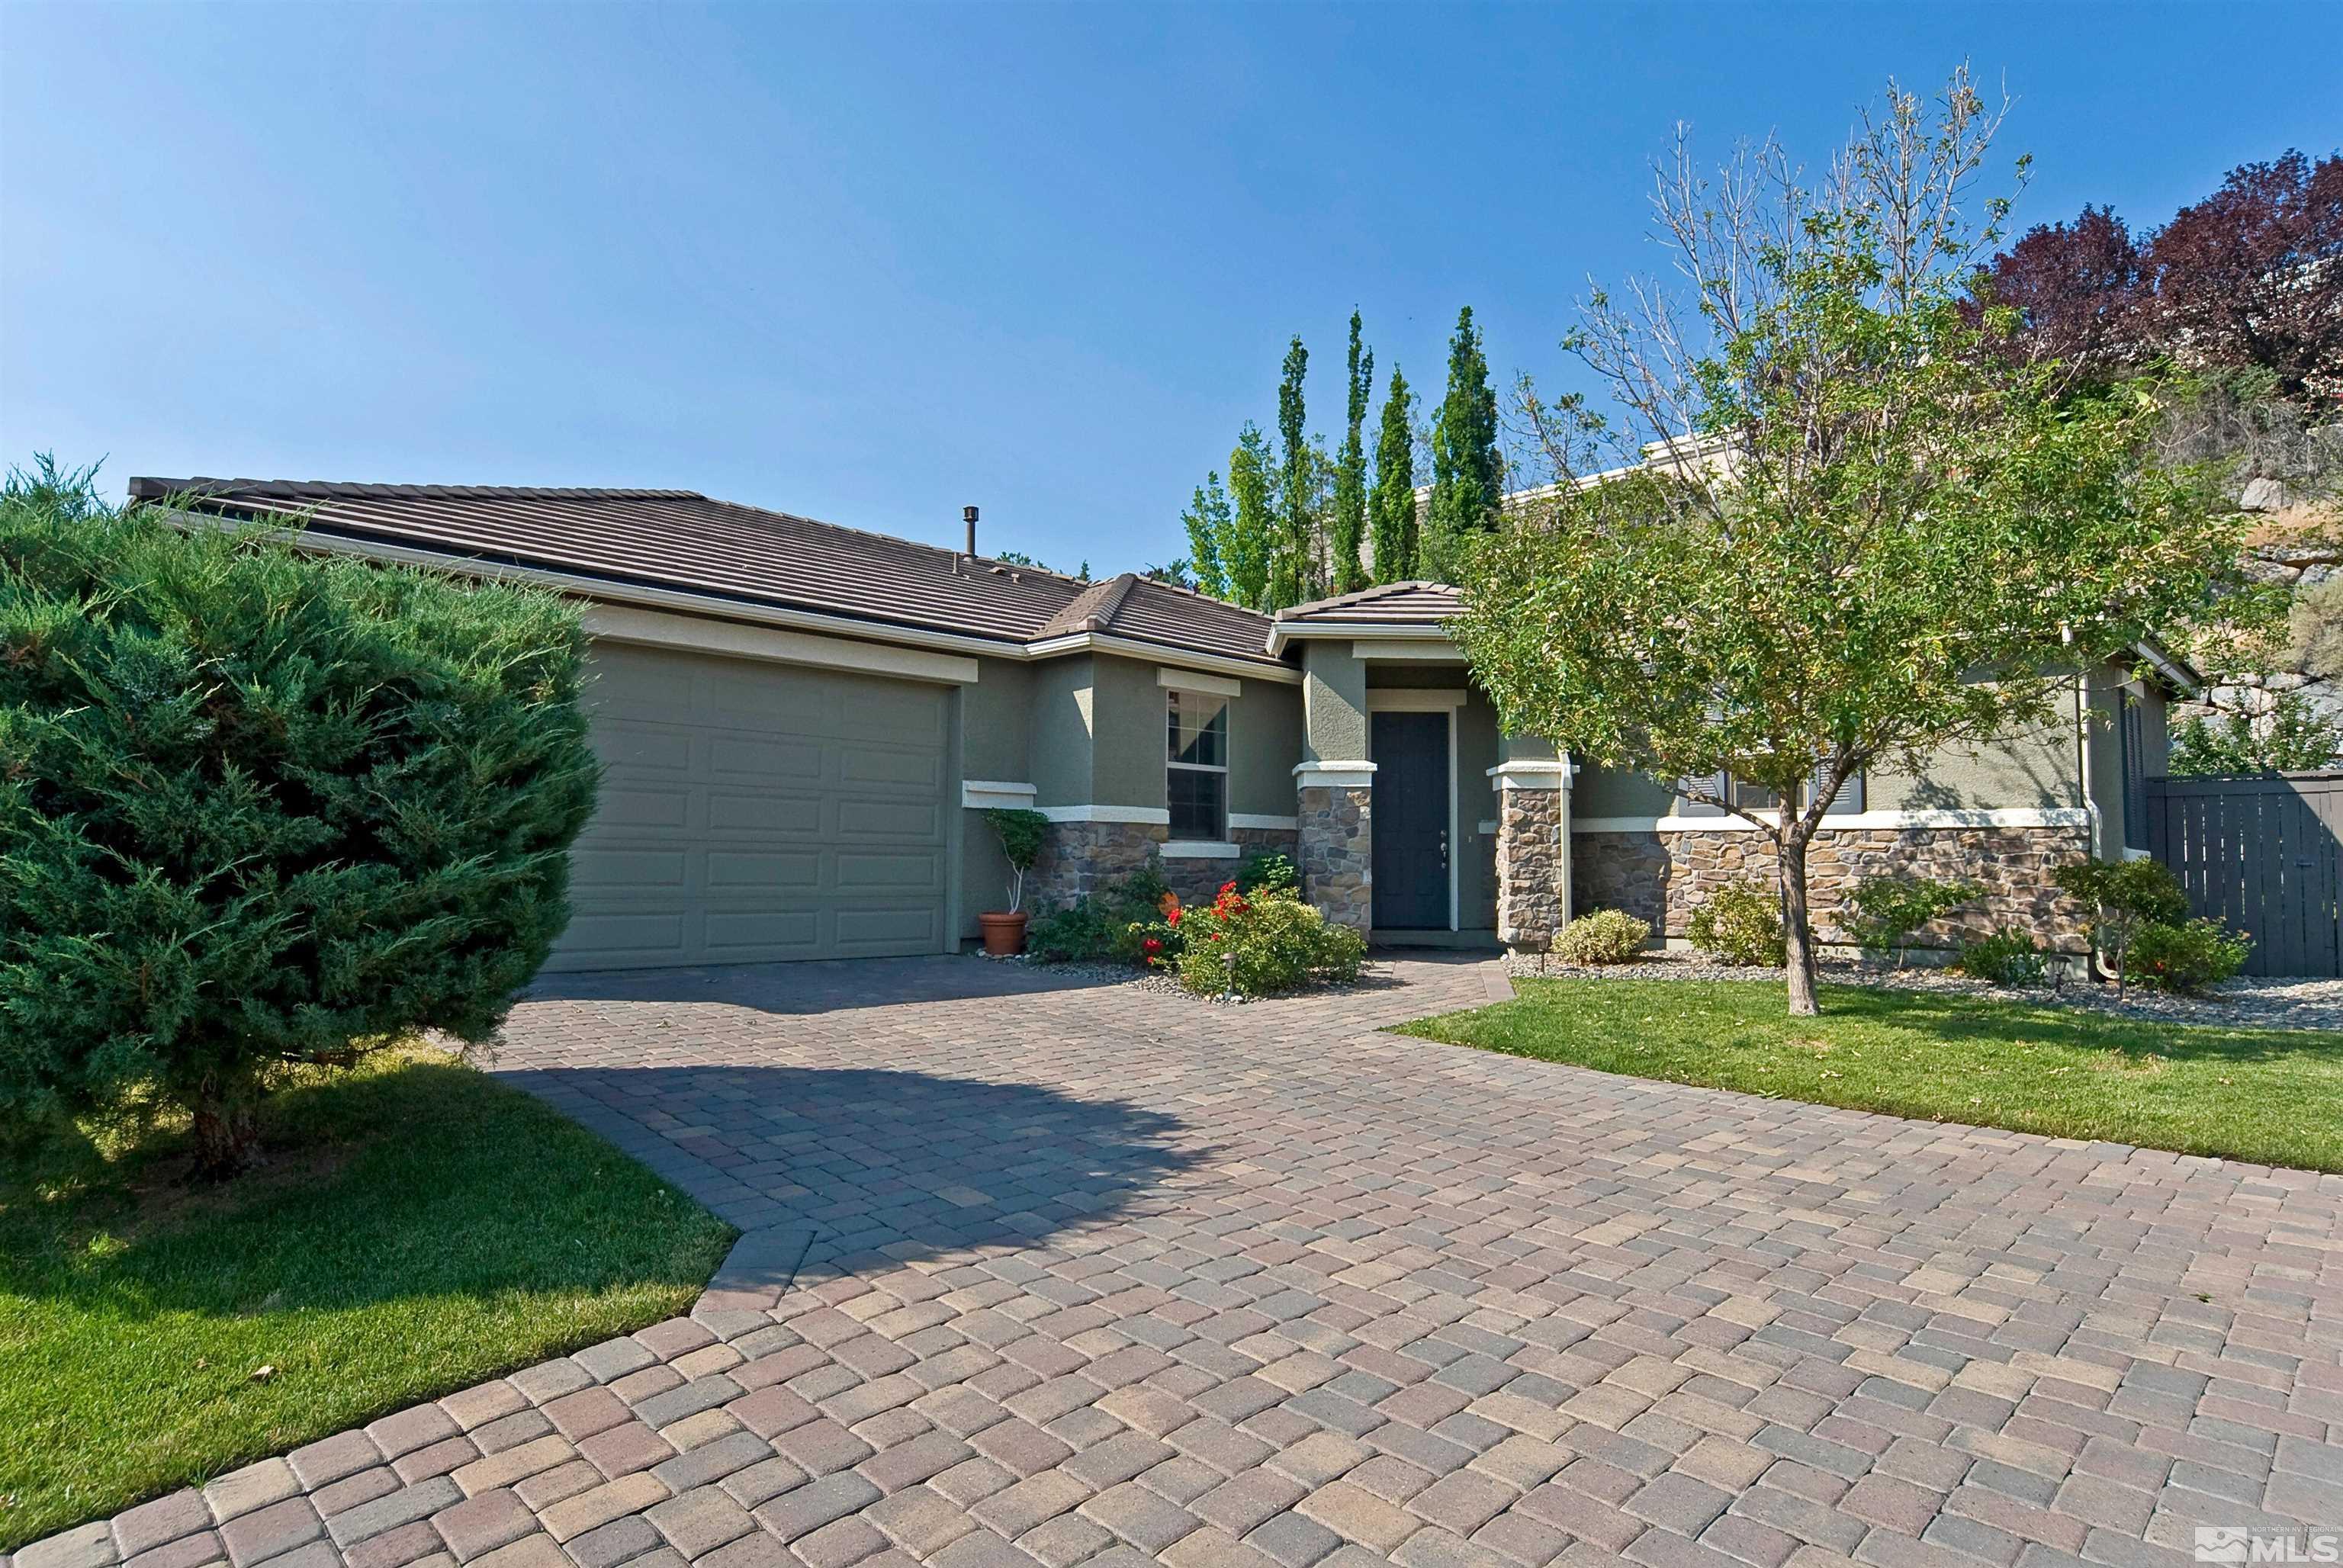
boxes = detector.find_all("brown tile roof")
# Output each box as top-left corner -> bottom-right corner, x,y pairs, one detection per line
129,478 -> 1291,670
1272,580 -> 1462,624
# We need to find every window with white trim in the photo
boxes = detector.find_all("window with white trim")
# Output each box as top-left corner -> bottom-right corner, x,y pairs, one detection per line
1166,689 -> 1229,840
1678,769 -> 1865,816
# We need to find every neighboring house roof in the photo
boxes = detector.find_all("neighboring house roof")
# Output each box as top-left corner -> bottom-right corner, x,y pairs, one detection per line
127,478 -> 1293,673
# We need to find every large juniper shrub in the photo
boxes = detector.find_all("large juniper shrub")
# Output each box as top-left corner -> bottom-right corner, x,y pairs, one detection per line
0,464 -> 599,1177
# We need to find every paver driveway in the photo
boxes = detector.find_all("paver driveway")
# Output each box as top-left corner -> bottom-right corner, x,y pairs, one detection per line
18,955 -> 2343,1568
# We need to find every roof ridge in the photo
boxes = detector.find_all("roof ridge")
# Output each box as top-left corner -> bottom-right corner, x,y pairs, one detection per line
128,477 -> 707,503
1035,572 -> 1139,638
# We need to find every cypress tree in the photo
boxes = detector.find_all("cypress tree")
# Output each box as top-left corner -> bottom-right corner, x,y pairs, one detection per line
1226,423 -> 1276,611
1181,471 -> 1233,600
1368,365 -> 1417,581
1331,310 -> 1374,595
1425,306 -> 1502,580
1273,335 -> 1313,609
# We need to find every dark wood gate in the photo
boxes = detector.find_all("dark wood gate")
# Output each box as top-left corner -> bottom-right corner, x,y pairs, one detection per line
2145,772 -> 2343,977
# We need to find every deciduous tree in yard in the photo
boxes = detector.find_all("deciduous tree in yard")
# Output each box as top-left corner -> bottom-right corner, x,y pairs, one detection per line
1369,365 -> 1418,581
1226,422 -> 1276,611
0,462 -> 599,1175
1332,310 -> 1375,595
1454,70 -> 2251,1016
1425,306 -> 1502,581
1181,471 -> 1233,600
1274,335 -> 1314,608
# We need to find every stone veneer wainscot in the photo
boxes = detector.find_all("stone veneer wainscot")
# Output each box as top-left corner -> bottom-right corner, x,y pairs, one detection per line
1573,822 -> 2095,954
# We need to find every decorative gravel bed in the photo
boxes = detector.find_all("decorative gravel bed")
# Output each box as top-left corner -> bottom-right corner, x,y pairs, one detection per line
1504,949 -> 2343,1033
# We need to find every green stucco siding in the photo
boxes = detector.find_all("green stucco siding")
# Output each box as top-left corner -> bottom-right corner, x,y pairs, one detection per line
1232,680 -> 1303,818
1027,655 -> 1095,809
1089,655 -> 1165,811
1303,641 -> 1368,762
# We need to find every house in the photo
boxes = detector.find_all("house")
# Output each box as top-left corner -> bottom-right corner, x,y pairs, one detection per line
131,478 -> 2185,970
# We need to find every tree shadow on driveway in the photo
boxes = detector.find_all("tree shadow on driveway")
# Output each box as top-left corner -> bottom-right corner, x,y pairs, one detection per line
493,1062 -> 1208,1284
525,954 -> 1129,1018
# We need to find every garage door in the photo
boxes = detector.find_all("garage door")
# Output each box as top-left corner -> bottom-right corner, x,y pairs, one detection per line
548,642 -> 952,970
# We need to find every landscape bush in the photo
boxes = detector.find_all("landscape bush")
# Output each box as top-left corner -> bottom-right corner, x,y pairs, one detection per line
1840,874 -> 1980,967
1024,865 -> 1178,966
1686,880 -> 1785,967
1959,927 -> 2052,988
2051,857 -> 2222,1000
1173,882 -> 1364,997
2124,917 -> 2251,994
1553,908 -> 1652,966
1236,850 -> 1299,895
0,463 -> 597,1177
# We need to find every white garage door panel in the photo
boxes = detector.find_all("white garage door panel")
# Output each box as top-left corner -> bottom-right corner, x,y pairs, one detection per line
548,642 -> 951,970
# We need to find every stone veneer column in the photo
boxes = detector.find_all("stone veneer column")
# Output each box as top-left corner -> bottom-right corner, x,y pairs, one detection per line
1294,763 -> 1374,933
1491,759 -> 1573,951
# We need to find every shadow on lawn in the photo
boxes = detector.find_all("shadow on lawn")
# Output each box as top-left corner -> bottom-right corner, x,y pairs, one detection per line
1810,982 -> 2343,1064
5,1055 -> 1202,1315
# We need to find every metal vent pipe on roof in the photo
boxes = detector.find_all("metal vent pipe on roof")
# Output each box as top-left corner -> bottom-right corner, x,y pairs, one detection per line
963,505 -> 978,557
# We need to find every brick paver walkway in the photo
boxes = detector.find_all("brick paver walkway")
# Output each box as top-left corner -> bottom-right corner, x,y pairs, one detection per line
15,955 -> 2343,1568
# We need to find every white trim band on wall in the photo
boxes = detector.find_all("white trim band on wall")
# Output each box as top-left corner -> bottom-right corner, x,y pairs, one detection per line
1571,806 -> 2094,834
1157,666 -> 1242,698
1486,760 -> 1574,791
1033,804 -> 1175,824
962,780 -> 1040,809
1366,689 -> 1467,712
1294,760 -> 1377,790
1229,813 -> 1300,832
1162,840 -> 1242,860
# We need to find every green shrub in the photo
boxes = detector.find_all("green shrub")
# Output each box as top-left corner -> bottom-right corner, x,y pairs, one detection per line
1840,874 -> 1979,966
1174,885 -> 1364,997
2124,917 -> 2250,994
1024,865 -> 1179,966
1686,879 -> 1785,966
1236,850 -> 1299,896
1959,927 -> 2050,988
1554,909 -> 1652,966
1024,898 -> 1122,963
2052,857 -> 2193,999
0,462 -> 598,1177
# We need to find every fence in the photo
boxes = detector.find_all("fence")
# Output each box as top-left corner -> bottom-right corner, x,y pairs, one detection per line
2144,771 -> 2343,978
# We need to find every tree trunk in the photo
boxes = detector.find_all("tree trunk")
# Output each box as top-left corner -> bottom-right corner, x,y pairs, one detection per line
1781,830 -> 1821,1017
190,1079 -> 262,1181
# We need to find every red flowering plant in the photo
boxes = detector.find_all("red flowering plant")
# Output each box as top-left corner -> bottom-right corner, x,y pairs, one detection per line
1116,889 -> 1185,969
1172,884 -> 1365,997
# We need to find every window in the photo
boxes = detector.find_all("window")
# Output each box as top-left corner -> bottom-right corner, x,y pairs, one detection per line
1167,689 -> 1229,840
1676,768 -> 1864,816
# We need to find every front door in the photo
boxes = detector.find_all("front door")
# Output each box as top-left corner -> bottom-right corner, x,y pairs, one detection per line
1371,711 -> 1448,930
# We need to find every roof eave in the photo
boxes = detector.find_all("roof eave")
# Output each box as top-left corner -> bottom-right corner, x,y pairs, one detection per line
1264,620 -> 1461,655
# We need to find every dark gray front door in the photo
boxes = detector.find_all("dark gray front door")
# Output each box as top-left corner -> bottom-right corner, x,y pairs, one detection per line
1371,711 -> 1449,930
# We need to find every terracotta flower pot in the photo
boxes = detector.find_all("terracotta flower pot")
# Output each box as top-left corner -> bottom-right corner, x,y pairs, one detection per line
978,911 -> 1028,956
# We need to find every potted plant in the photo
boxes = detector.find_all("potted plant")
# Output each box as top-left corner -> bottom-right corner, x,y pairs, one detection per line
979,808 -> 1049,956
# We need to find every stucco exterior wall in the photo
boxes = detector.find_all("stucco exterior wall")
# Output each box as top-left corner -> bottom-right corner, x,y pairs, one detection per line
956,657 -> 1033,937
1303,641 -> 1368,763
1027,655 -> 1096,810
1232,680 -> 1304,819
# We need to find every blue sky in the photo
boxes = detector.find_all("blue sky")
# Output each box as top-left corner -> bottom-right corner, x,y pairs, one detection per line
5,3 -> 2338,576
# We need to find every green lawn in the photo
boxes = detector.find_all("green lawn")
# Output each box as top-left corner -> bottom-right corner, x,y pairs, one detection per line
1401,978 -> 2343,1174
0,1049 -> 735,1549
